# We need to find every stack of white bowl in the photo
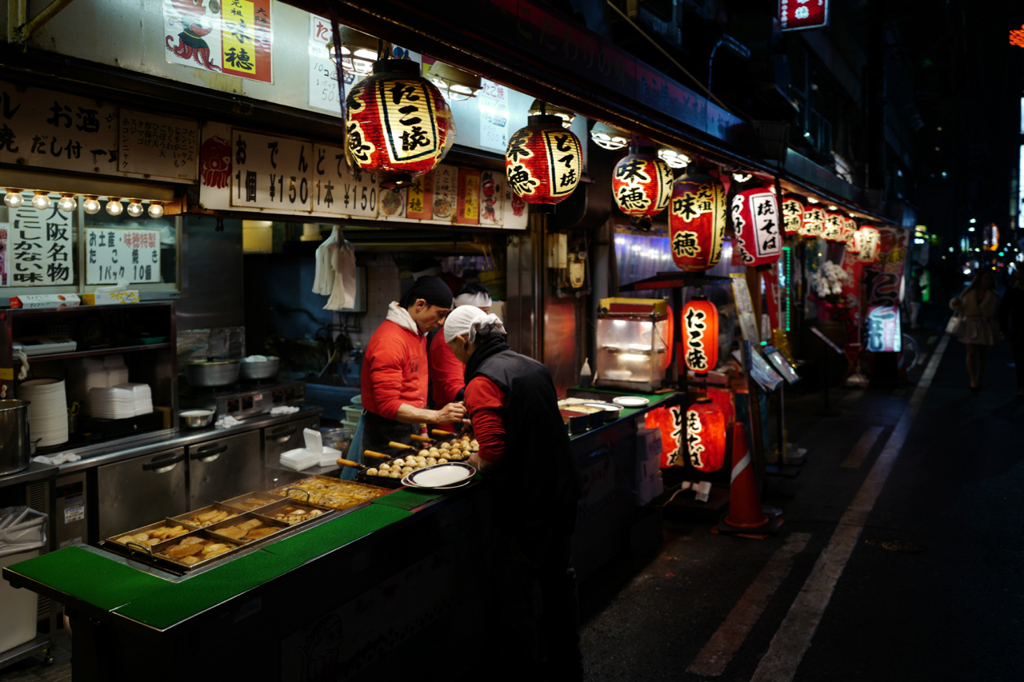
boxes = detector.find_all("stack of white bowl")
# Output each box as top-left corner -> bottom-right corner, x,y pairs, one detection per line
19,378 -> 69,447
88,383 -> 153,419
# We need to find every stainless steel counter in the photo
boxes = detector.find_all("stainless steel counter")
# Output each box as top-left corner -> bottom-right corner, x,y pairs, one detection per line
0,461 -> 57,491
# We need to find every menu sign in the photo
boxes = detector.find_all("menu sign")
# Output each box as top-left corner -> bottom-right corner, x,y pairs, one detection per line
308,14 -> 343,116
119,109 -> 199,182
312,143 -> 378,218
230,129 -> 313,211
9,207 -> 74,286
86,229 -> 161,285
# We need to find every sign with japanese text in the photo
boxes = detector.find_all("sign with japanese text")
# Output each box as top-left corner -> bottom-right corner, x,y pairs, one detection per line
0,83 -> 118,175
730,272 -> 760,344
862,226 -> 908,352
119,109 -> 199,182
479,171 -> 505,227
230,129 -> 312,211
779,0 -> 829,32
456,169 -> 480,225
308,14 -> 343,116
406,171 -> 433,220
432,165 -> 458,221
311,143 -> 378,218
0,225 -> 7,287
732,190 -> 782,266
9,207 -> 74,286
163,0 -> 272,83
478,79 -> 509,153
86,229 -> 161,285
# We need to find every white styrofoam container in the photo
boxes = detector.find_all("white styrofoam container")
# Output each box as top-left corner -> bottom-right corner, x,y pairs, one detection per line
0,548 -> 41,652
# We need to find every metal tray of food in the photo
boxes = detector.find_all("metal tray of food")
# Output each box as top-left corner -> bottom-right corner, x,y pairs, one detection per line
218,491 -> 282,512
269,476 -> 391,510
103,519 -> 193,550
253,499 -> 334,525
172,503 -> 243,528
148,529 -> 248,571
204,513 -> 290,543
560,404 -> 607,429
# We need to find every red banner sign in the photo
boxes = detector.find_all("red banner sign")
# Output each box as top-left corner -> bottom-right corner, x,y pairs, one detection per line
779,0 -> 829,32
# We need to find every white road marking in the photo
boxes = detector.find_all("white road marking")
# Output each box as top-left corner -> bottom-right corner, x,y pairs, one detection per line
686,533 -> 812,677
839,426 -> 885,469
749,335 -> 950,682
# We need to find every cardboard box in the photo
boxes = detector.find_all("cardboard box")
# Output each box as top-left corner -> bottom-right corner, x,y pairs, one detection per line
82,290 -> 140,305
9,294 -> 80,309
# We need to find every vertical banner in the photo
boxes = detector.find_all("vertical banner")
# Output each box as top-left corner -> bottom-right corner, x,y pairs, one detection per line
432,165 -> 458,221
9,207 -> 73,286
0,224 -> 7,286
761,266 -> 782,333
478,79 -> 510,153
308,14 -> 342,115
862,226 -> 908,353
455,169 -> 481,225
479,170 -> 505,227
406,171 -> 434,220
730,272 -> 760,344
163,0 -> 273,83
839,247 -> 864,343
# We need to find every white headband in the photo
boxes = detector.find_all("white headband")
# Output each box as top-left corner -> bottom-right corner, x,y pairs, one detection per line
453,291 -> 492,308
444,305 -> 506,344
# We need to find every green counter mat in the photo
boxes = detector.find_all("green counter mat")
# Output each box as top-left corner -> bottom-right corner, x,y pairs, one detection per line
5,546 -> 170,611
372,488 -> 446,510
115,505 -> 411,630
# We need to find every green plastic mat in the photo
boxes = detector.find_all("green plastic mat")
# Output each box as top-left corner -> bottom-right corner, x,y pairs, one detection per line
371,488 -> 446,510
5,546 -> 170,611
116,505 -> 410,630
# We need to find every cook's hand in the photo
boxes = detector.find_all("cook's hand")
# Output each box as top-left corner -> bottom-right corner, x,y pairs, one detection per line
469,452 -> 492,472
435,401 -> 466,424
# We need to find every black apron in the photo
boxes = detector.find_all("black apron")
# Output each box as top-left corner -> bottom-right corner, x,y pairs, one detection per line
360,409 -> 416,456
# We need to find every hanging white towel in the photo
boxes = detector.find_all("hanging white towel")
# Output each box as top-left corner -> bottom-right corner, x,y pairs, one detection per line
338,241 -> 357,310
312,226 -> 338,294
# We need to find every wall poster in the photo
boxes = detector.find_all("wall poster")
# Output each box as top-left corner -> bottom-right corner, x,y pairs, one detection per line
9,207 -> 73,286
163,0 -> 272,83
86,229 -> 161,285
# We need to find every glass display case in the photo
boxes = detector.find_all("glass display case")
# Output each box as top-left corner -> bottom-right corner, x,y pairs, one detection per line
595,298 -> 671,393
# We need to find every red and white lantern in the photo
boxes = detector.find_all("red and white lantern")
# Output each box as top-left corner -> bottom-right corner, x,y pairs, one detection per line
686,397 -> 726,473
731,184 -> 782,268
682,298 -> 719,374
612,149 -> 674,229
781,195 -> 804,236
346,59 -> 456,189
855,226 -> 881,263
800,205 -> 825,238
505,113 -> 583,211
669,170 -> 726,272
822,212 -> 845,241
841,216 -> 858,247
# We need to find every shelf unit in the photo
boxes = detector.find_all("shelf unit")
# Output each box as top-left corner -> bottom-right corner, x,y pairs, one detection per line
0,302 -> 178,446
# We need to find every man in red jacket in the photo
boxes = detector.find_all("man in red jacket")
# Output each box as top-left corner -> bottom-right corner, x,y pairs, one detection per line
348,277 -> 466,475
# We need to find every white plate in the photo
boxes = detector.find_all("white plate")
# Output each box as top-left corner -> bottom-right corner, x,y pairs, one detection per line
402,463 -> 475,489
403,478 -> 474,491
583,401 -> 623,412
612,396 -> 650,407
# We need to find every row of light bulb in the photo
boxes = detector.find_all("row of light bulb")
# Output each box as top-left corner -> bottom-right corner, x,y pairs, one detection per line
3,190 -> 164,218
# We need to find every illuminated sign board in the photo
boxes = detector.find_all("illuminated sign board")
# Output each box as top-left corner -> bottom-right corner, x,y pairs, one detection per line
780,0 -> 829,31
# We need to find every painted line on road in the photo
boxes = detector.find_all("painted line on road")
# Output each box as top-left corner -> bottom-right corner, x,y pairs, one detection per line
686,533 -> 812,677
749,335 -> 951,682
839,426 -> 885,469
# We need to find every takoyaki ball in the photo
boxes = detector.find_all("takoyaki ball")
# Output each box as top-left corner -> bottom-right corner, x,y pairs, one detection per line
427,457 -> 438,466
438,458 -> 448,464
391,470 -> 403,479
366,468 -> 379,476
393,458 -> 405,467
380,464 -> 391,471
429,448 -> 440,455
419,449 -> 430,457
402,467 -> 414,475
440,442 -> 451,450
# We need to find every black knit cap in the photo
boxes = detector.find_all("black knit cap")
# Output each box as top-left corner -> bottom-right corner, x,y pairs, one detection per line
400,275 -> 453,309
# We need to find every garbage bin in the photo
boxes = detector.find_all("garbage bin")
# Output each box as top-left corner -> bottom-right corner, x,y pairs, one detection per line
0,506 -> 47,652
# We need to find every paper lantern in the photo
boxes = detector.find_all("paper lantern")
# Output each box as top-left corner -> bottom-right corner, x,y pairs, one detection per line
781,196 -> 804,236
505,113 -> 582,211
612,149 -> 674,229
686,397 -> 726,473
731,184 -> 782,268
822,212 -> 845,242
682,297 -> 719,374
841,217 -> 858,248
800,205 -> 825,238
346,59 -> 456,189
669,169 -> 726,272
855,226 -> 881,263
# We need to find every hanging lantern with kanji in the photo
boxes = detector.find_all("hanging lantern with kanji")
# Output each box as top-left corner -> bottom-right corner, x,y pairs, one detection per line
731,183 -> 782,268
505,111 -> 583,211
682,297 -> 719,374
669,168 -> 726,272
686,397 -> 726,473
781,195 -> 804,236
345,59 -> 457,190
822,212 -> 845,241
855,226 -> 881,263
800,205 -> 825,239
612,146 -> 674,230
841,216 -> 858,248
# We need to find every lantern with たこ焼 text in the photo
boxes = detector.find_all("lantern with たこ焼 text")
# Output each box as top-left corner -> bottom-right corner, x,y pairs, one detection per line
505,112 -> 582,212
822,212 -> 845,242
855,226 -> 881,263
612,148 -> 674,230
800,205 -> 825,238
686,397 -> 726,473
669,168 -> 726,272
345,59 -> 457,189
731,184 -> 782,268
781,195 -> 804,236
682,297 -> 719,374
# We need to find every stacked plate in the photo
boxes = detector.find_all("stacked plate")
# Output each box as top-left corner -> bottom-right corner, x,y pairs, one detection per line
19,378 -> 69,447
401,462 -> 476,490
89,383 -> 153,419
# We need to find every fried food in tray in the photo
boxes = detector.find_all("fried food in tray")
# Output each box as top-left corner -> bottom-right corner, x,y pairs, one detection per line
219,492 -> 280,512
151,531 -> 243,567
258,500 -> 329,525
110,521 -> 190,548
172,504 -> 241,528
206,514 -> 288,542
270,475 -> 389,510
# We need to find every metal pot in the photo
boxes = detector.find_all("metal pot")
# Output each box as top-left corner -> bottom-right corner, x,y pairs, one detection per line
0,399 -> 31,476
239,356 -> 280,381
184,360 -> 240,388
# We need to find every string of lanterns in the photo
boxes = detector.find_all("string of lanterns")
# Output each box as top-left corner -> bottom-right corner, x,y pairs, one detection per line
3,190 -> 165,218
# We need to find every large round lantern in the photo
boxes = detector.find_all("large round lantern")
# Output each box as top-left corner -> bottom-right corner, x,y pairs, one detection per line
822,212 -> 845,242
612,148 -> 674,230
855,226 -> 881,263
505,113 -> 582,211
686,397 -> 726,473
731,184 -> 782,268
841,217 -> 858,248
800,205 -> 825,239
669,168 -> 725,272
345,59 -> 457,189
781,195 -> 804,236
682,297 -> 719,374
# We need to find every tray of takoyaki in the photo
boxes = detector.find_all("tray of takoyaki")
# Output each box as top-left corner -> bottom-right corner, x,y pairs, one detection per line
357,434 -> 480,487
269,476 -> 390,510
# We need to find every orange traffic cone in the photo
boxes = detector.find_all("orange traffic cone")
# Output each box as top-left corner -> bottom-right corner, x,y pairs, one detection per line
717,422 -> 781,536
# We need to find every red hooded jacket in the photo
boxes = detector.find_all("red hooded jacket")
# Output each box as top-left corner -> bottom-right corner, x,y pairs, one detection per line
360,304 -> 428,420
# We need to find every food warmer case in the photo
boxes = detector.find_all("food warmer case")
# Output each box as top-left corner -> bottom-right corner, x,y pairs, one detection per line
594,297 -> 671,393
